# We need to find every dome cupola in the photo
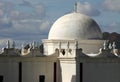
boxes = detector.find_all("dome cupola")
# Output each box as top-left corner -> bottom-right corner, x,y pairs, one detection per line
48,12 -> 102,40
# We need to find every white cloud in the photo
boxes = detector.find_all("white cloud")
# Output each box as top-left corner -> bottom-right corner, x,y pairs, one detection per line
0,2 -> 4,7
77,2 -> 100,16
35,4 -> 45,16
103,22 -> 120,33
0,38 -> 13,49
0,0 -> 50,44
19,0 -> 32,6
20,19 -> 42,22
10,10 -> 20,19
0,15 -> 12,28
103,0 -> 120,12
39,20 -> 51,31
12,20 -> 40,34
0,9 -> 4,16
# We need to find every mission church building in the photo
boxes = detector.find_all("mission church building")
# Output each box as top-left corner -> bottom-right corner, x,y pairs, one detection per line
0,3 -> 120,82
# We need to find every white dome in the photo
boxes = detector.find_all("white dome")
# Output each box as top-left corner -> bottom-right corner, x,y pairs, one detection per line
48,12 -> 102,40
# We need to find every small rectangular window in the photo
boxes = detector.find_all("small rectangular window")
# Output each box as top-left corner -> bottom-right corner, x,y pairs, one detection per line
0,75 -> 3,82
39,75 -> 45,82
19,62 -> 22,82
54,62 -> 57,82
80,63 -> 83,82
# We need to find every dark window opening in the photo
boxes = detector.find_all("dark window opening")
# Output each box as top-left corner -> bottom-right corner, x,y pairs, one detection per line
39,75 -> 45,82
19,62 -> 22,82
80,63 -> 83,82
61,49 -> 65,55
0,76 -> 3,82
54,62 -> 57,82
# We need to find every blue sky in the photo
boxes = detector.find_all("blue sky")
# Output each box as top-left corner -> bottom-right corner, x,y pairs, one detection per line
0,0 -> 120,48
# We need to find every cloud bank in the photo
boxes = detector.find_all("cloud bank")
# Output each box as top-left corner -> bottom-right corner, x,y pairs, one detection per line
0,0 -> 120,48
102,22 -> 120,33
103,0 -> 120,12
0,0 -> 51,48
77,2 -> 100,16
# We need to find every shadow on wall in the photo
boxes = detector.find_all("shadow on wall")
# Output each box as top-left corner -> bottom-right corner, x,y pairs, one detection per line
71,75 -> 76,82
57,60 -> 62,82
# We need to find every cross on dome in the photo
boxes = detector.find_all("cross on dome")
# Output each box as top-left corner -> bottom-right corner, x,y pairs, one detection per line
74,2 -> 78,12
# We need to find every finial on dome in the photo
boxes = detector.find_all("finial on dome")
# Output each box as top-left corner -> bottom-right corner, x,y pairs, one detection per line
74,2 -> 78,12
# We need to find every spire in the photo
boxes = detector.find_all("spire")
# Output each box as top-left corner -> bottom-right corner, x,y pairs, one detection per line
74,2 -> 77,12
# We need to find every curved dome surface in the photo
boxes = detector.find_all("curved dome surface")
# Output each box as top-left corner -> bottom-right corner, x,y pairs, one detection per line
48,12 -> 102,40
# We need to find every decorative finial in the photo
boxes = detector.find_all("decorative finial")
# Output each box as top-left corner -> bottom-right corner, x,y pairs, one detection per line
12,41 -> 15,49
32,41 -> 35,49
74,2 -> 77,12
6,40 -> 10,49
67,41 -> 69,49
108,43 -> 112,49
103,40 -> 107,50
112,42 -> 116,49
21,42 -> 25,49
58,42 -> 61,49
75,40 -> 78,49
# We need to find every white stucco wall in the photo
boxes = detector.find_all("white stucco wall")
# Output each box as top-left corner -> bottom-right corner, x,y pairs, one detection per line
0,62 -> 18,82
78,40 -> 104,54
83,63 -> 120,82
22,61 -> 54,82
60,60 -> 76,82
43,39 -> 104,57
